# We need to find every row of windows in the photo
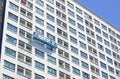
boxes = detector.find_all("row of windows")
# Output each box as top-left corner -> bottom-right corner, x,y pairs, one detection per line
3,59 -> 115,79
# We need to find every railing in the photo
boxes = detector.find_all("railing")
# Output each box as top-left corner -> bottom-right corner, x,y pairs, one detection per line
33,32 -> 57,50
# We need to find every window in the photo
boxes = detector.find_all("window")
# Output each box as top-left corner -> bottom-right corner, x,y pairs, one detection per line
35,17 -> 44,26
78,23 -> 84,31
103,31 -> 108,38
35,73 -> 45,79
58,49 -> 69,60
69,27 -> 76,35
111,44 -> 118,52
72,56 -> 79,65
114,61 -> 120,69
89,55 -> 98,65
46,4 -> 54,12
18,53 -> 32,65
19,29 -> 32,40
47,0 -> 54,3
17,65 -> 24,76
4,60 -> 15,72
116,69 -> 120,77
5,47 -> 16,58
102,71 -> 108,79
26,44 -> 32,52
35,49 -> 44,58
104,40 -> 110,47
95,27 -> 101,34
108,66 -> 114,73
92,75 -> 99,79
97,43 -> 104,51
47,66 -> 56,76
116,34 -> 120,39
47,23 -> 55,32
20,8 -> 33,19
99,53 -> 105,60
96,35 -> 102,42
46,13 -> 54,22
56,10 -> 66,20
70,36 -> 77,44
17,65 -> 31,78
88,46 -> 97,55
91,65 -> 100,75
9,2 -> 19,11
36,7 -> 44,16
100,62 -> 107,69
79,42 -> 86,49
87,37 -> 96,46
47,33 -> 55,41
81,61 -> 89,69
36,0 -> 44,6
58,38 -> 68,49
47,55 -> 56,64
67,1 -> 74,9
57,28 -> 68,39
77,15 -> 83,22
56,1 -> 65,11
86,28 -> 94,37
19,18 -> 32,30
59,71 -> 70,79
71,46 -> 78,54
85,20 -> 93,29
107,57 -> 113,64
19,29 -> 25,37
3,74 -> 14,79
76,7 -> 82,14
110,36 -> 117,44
6,35 -> 17,45
7,23 -> 17,33
59,60 -> 70,71
113,52 -> 120,61
82,72 -> 90,79
108,28 -> 115,36
69,18 -> 75,26
101,24 -> 107,30
105,48 -> 111,55
78,32 -> 85,40
94,19 -> 100,26
57,19 -> 67,30
68,9 -> 74,17
84,12 -> 92,21
35,61 -> 44,71
80,51 -> 88,59
8,12 -> 18,22
35,27 -> 44,35
72,67 -> 80,76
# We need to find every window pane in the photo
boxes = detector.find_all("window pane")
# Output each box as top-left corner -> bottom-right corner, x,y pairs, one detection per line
7,23 -> 17,33
5,47 -> 16,58
6,35 -> 17,45
4,60 -> 15,72
35,49 -> 44,58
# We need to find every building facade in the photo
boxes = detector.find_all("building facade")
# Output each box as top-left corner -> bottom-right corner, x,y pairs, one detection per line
0,0 -> 120,79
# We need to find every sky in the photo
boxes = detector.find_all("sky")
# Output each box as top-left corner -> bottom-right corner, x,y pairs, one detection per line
77,0 -> 120,30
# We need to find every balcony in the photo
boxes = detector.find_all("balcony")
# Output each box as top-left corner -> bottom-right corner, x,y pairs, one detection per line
32,32 -> 57,51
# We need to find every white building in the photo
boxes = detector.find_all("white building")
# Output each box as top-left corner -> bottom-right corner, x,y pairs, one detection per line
0,0 -> 120,79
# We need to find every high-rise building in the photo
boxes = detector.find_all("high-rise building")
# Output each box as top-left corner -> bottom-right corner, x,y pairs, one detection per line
0,0 -> 120,79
